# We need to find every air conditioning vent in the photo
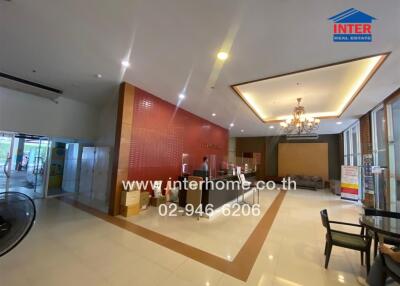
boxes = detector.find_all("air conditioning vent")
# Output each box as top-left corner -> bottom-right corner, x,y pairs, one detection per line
286,133 -> 319,140
0,71 -> 62,101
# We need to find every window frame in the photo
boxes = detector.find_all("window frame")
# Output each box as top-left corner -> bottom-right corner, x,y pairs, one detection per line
371,104 -> 386,166
343,121 -> 361,166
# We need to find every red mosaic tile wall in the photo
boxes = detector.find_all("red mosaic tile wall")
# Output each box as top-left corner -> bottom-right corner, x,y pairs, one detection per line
127,87 -> 228,188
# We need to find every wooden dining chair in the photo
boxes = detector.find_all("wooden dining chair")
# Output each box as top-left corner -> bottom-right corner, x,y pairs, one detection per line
320,209 -> 372,273
364,208 -> 400,257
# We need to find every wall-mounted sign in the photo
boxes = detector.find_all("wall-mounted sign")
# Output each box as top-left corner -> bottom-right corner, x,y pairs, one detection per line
200,143 -> 222,150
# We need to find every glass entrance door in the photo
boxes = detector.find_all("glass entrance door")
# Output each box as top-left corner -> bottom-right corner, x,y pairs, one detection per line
25,136 -> 50,197
0,132 -> 49,199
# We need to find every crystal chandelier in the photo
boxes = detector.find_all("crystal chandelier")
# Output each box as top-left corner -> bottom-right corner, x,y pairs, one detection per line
279,98 -> 320,134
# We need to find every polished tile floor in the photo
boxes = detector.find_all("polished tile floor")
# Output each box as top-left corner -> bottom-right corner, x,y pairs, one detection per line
124,189 -> 280,259
0,188 -> 382,285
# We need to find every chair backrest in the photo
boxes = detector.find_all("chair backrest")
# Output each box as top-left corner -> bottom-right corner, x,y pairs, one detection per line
238,174 -> 249,187
364,208 -> 400,219
187,176 -> 203,209
320,209 -> 332,240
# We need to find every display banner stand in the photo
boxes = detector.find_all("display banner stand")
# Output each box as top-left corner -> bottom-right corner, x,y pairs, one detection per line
341,165 -> 360,201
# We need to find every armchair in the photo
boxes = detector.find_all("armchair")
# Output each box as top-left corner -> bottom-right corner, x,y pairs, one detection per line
320,209 -> 372,273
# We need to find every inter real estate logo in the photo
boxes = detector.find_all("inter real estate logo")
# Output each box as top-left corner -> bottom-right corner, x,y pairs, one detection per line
328,8 -> 376,42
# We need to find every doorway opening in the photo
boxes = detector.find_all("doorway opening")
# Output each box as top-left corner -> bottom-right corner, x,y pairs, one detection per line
0,132 -> 50,199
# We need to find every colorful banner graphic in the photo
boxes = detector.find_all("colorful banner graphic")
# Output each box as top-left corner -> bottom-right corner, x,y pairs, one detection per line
341,165 -> 360,201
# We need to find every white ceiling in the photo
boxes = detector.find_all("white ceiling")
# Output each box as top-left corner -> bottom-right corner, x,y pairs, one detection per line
0,0 -> 399,137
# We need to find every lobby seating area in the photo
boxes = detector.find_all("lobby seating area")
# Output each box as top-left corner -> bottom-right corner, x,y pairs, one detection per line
289,175 -> 324,191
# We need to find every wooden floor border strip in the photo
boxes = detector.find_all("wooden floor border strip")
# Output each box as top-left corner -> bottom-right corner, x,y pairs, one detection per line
59,190 -> 286,282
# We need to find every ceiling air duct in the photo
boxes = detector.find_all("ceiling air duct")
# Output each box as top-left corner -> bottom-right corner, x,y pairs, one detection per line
0,72 -> 62,102
286,133 -> 319,141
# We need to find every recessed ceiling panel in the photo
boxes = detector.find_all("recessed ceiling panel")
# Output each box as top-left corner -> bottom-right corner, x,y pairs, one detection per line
232,53 -> 389,123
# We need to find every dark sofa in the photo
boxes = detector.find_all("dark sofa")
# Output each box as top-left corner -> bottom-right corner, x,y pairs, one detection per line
287,175 -> 324,190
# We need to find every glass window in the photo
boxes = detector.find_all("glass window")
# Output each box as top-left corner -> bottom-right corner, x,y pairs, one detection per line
352,126 -> 358,166
391,100 -> 400,177
344,130 -> 351,165
372,106 -> 387,167
343,122 -> 360,166
387,98 -> 400,211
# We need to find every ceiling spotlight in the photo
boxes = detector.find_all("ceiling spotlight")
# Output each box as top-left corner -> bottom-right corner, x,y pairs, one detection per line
240,129 -> 244,133
229,123 -> 234,127
336,121 -> 343,125
96,74 -> 102,79
179,93 -> 185,99
212,113 -> 216,117
269,125 -> 275,129
121,60 -> 130,68
217,52 -> 229,61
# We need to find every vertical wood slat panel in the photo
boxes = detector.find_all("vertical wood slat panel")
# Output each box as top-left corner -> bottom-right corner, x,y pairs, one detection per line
109,83 -> 135,215
360,113 -> 372,156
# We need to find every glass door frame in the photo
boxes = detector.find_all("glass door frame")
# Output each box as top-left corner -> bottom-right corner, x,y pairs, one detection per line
40,136 -> 51,198
0,131 -> 51,199
371,104 -> 386,167
343,121 -> 361,167
0,132 -> 15,189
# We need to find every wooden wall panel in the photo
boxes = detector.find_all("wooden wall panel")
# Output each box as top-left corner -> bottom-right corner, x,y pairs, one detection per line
236,137 -> 266,180
360,113 -> 372,155
265,135 -> 341,180
109,83 -> 135,215
278,143 -> 329,181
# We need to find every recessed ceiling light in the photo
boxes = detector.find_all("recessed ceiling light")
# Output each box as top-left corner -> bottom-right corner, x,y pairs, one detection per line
212,113 -> 216,117
269,125 -> 274,129
336,121 -> 343,125
179,93 -> 185,99
96,74 -> 102,79
240,129 -> 244,133
217,52 -> 229,61
121,60 -> 130,68
230,123 -> 234,127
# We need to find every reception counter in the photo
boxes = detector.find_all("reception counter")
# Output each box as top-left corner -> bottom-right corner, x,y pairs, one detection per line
178,172 -> 256,209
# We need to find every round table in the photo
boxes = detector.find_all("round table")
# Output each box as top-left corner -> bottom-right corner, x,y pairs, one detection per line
360,215 -> 400,239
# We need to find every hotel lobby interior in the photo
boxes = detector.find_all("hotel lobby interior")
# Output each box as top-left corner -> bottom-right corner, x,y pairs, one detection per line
1,1 -> 400,286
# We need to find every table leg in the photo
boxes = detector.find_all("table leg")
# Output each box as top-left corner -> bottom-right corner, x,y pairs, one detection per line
374,232 -> 378,257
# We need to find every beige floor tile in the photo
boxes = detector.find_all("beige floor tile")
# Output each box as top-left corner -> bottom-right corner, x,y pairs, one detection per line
0,188 -> 376,285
